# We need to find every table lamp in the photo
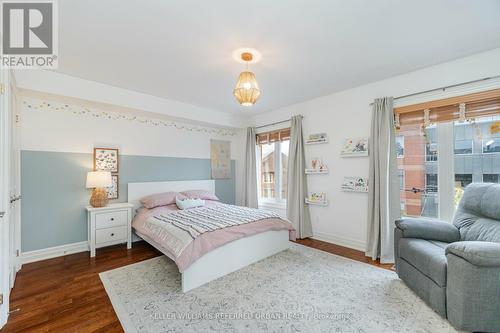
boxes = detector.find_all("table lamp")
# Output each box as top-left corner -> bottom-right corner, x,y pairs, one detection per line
86,171 -> 112,207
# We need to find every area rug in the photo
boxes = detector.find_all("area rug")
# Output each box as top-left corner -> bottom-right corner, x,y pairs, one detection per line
99,243 -> 460,333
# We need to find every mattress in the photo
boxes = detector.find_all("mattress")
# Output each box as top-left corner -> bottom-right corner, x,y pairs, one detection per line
132,201 -> 296,272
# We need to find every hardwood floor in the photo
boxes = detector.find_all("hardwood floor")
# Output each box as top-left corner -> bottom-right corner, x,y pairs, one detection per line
3,239 -> 392,332
294,238 -> 394,270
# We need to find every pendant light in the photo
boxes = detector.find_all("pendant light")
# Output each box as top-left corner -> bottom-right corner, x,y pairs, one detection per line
233,52 -> 261,106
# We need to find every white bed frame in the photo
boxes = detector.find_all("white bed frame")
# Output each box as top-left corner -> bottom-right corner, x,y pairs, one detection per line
128,180 -> 290,292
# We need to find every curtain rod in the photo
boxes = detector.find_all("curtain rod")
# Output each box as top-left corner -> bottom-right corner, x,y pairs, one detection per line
255,115 -> 303,129
369,75 -> 500,106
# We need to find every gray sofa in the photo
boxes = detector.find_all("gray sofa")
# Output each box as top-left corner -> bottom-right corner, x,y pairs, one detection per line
394,183 -> 500,332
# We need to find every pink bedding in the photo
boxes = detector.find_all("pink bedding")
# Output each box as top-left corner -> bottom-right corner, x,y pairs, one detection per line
132,201 -> 296,272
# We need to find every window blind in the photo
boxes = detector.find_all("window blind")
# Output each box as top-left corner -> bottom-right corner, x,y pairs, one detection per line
256,128 -> 291,144
394,88 -> 500,127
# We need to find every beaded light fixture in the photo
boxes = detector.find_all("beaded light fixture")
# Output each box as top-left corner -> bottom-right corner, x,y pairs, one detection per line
233,52 -> 261,106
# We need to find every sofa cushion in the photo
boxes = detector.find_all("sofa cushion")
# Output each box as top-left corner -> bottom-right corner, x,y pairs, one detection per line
457,216 -> 500,243
453,183 -> 500,243
395,218 -> 460,243
399,238 -> 448,287
397,259 -> 447,318
457,183 -> 500,220
446,241 -> 500,267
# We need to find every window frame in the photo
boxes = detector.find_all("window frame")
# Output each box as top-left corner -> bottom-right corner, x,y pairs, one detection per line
256,136 -> 289,206
394,88 -> 500,222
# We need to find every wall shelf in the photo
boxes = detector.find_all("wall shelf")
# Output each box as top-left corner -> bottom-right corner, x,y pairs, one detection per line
305,169 -> 329,174
305,198 -> 328,206
305,138 -> 328,145
341,189 -> 368,193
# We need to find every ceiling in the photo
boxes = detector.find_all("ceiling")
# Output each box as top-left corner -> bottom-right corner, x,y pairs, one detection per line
56,0 -> 500,114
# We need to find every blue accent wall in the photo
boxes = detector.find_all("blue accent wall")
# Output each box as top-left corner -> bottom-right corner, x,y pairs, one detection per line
21,150 -> 236,252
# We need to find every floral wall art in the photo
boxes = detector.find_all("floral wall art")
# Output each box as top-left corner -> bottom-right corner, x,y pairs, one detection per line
106,174 -> 119,199
210,140 -> 231,179
341,176 -> 369,192
94,148 -> 119,173
341,138 -> 369,157
94,147 -> 119,199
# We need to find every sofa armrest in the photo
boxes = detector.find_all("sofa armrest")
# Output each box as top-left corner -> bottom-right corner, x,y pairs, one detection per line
446,241 -> 500,267
395,217 -> 460,243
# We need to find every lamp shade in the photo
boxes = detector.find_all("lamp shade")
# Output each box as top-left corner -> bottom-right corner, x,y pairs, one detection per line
233,71 -> 261,106
86,171 -> 112,188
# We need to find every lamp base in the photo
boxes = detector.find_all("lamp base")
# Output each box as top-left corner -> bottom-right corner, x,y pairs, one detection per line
90,188 -> 109,208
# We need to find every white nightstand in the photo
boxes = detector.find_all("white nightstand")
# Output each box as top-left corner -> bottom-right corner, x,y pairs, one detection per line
86,203 -> 134,257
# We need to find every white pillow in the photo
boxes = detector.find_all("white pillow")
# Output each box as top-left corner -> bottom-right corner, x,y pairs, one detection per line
175,196 -> 205,210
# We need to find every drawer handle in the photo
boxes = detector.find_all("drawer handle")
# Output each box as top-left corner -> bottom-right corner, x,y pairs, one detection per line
110,218 -> 114,221
111,233 -> 115,237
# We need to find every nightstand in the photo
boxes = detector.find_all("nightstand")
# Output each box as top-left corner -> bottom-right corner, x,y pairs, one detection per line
86,203 -> 134,257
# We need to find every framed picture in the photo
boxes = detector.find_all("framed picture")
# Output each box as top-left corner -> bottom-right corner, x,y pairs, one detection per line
210,140 -> 231,179
94,148 -> 119,172
341,176 -> 368,192
106,175 -> 119,199
341,138 -> 368,157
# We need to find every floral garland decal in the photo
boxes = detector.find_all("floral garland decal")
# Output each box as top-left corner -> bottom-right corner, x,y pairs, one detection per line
22,98 -> 238,136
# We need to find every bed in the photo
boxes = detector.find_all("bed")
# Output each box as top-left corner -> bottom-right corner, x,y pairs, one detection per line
128,180 -> 294,292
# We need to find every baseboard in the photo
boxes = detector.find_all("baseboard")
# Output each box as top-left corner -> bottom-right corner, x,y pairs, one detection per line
21,241 -> 89,264
312,232 -> 366,252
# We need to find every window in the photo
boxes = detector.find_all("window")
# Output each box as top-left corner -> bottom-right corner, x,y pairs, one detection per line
398,169 -> 405,189
454,140 -> 473,154
257,128 -> 290,203
394,90 -> 500,220
454,122 -> 474,154
262,172 -> 274,183
397,124 -> 438,218
426,143 -> 438,162
280,141 -> 289,199
259,143 -> 276,199
454,116 -> 500,205
426,174 -> 438,193
455,174 -> 472,188
396,136 -> 404,158
483,137 -> 500,153
483,174 -> 500,183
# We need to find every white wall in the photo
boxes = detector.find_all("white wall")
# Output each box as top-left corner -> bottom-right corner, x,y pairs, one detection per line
14,70 -> 248,128
250,48 -> 500,251
20,95 -> 245,158
18,91 -> 246,205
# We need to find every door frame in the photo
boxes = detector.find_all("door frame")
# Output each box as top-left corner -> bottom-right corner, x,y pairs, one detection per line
9,75 -> 21,285
0,65 -> 12,329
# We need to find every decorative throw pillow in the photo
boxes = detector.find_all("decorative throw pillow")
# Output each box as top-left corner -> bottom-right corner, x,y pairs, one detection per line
175,196 -> 205,210
140,191 -> 186,209
181,189 -> 219,201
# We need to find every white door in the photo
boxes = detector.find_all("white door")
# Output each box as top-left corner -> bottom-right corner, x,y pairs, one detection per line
9,82 -> 21,287
0,67 -> 12,328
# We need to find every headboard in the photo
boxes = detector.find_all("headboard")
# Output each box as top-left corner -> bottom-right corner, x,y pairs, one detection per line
128,180 -> 215,212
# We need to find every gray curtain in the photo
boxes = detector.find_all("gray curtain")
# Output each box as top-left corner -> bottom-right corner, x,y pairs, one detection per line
287,115 -> 313,238
366,97 -> 400,263
243,127 -> 258,208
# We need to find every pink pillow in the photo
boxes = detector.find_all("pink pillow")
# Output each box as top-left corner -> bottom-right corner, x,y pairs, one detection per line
181,189 -> 219,201
140,191 -> 186,209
